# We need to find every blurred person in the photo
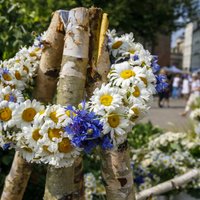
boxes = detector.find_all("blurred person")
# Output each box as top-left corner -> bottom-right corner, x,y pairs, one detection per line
158,69 -> 170,108
181,74 -> 190,100
181,73 -> 200,116
172,74 -> 181,99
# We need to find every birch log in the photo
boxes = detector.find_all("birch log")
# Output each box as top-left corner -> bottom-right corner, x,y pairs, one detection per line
101,142 -> 136,200
0,11 -> 66,200
95,13 -> 136,200
86,12 -> 110,98
33,10 -> 66,103
136,169 -> 200,200
44,7 -> 89,200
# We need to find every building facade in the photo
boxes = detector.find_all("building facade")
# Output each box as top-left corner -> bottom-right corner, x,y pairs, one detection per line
191,20 -> 200,71
182,23 -> 193,71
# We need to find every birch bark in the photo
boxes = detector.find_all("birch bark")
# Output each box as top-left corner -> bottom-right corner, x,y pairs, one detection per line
44,7 -> 89,200
0,10 -> 66,200
136,169 -> 200,200
94,13 -> 136,200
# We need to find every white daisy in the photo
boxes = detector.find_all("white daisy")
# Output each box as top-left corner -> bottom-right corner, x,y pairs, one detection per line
127,82 -> 151,104
35,104 -> 66,125
90,84 -> 124,115
35,123 -> 80,167
108,61 -> 143,88
101,108 -> 130,136
190,109 -> 200,121
0,100 -> 17,129
0,86 -> 24,103
0,68 -> 17,88
18,145 -> 36,163
137,67 -> 156,94
12,99 -> 44,128
128,103 -> 148,123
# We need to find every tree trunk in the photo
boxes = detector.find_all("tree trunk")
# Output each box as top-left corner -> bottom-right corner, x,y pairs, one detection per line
101,142 -> 135,200
0,10 -> 66,200
44,7 -> 89,200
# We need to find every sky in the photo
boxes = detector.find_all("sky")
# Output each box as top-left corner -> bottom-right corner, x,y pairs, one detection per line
171,29 -> 184,48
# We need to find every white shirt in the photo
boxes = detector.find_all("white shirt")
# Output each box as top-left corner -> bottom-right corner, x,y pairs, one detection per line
191,79 -> 200,96
172,77 -> 181,87
182,79 -> 190,94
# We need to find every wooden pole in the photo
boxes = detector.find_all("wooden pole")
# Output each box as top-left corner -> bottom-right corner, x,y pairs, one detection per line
101,142 -> 136,200
44,7 -> 89,200
0,10 -> 66,200
95,13 -> 136,200
136,169 -> 200,200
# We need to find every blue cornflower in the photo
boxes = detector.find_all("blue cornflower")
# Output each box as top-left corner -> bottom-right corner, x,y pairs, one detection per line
34,36 -> 43,48
65,102 -> 113,153
3,143 -> 11,150
65,106 -> 103,153
101,134 -> 113,150
133,54 -> 139,61
151,55 -> 160,73
134,175 -> 145,185
8,94 -> 15,102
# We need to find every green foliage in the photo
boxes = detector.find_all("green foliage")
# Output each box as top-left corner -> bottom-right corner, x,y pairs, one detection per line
128,121 -> 163,149
0,150 -> 14,191
0,0 -> 197,60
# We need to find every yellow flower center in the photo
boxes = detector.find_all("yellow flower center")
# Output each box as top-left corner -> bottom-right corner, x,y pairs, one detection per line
65,110 -> 76,117
58,138 -> 73,153
15,59 -> 20,63
132,86 -> 140,97
50,111 -> 58,123
22,147 -> 33,153
43,145 -> 52,153
3,73 -> 12,81
141,61 -> 146,67
22,108 -> 37,122
108,114 -> 120,128
15,71 -> 22,80
132,107 -> 140,116
32,129 -> 42,141
120,69 -> 135,79
48,128 -> 62,141
140,77 -> 148,87
23,66 -> 29,73
0,107 -> 12,121
129,49 -> 135,54
100,95 -> 113,106
112,41 -> 123,49
66,110 -> 71,117
29,51 -> 37,57
39,110 -> 45,115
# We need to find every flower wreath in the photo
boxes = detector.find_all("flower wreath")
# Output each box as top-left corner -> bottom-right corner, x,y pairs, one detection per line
0,30 -> 167,168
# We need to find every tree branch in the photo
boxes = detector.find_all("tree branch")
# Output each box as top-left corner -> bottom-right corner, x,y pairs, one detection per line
136,169 -> 200,200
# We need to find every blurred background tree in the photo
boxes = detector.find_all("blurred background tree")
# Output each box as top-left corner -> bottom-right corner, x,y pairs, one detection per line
0,0 -> 198,60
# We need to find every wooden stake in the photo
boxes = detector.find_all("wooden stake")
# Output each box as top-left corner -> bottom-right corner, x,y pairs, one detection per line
101,142 -> 136,200
0,10 -> 66,200
92,12 -> 136,200
44,7 -> 89,200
